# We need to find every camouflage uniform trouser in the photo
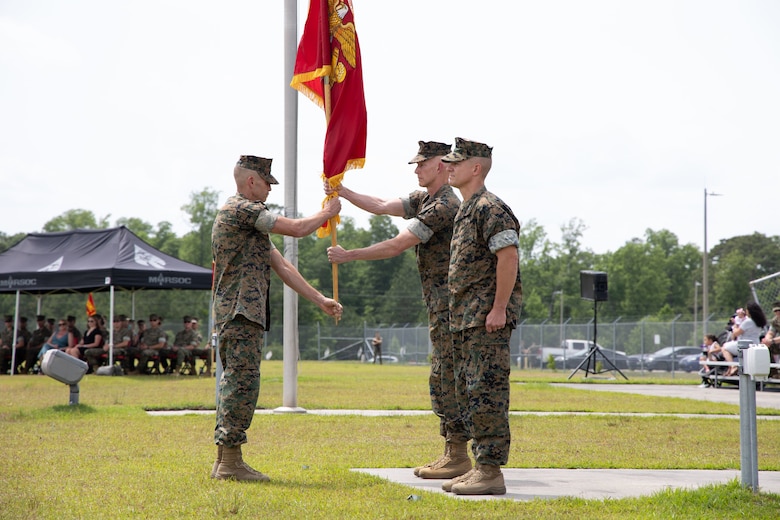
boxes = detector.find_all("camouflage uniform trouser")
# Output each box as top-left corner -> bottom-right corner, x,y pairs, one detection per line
453,326 -> 511,466
214,315 -> 264,448
429,311 -> 469,443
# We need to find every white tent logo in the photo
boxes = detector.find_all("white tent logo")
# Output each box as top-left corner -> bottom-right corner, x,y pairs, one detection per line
38,256 -> 63,272
134,245 -> 166,269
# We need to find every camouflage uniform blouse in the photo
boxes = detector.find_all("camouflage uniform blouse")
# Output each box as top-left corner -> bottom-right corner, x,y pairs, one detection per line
141,326 -> 168,347
29,325 -> 51,350
113,326 -> 133,347
173,328 -> 199,348
212,194 -> 278,329
401,185 -> 460,314
448,187 -> 523,332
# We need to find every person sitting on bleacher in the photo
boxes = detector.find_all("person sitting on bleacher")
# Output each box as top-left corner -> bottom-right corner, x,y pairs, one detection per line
721,301 -> 767,377
761,301 -> 780,378
698,334 -> 723,387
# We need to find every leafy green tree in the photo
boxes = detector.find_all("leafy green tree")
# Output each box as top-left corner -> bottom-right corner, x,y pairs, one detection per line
43,209 -> 109,231
606,239 -> 668,319
116,217 -> 155,240
709,233 -> 780,314
180,188 -> 220,267
148,221 -> 181,257
644,229 -> 701,315
711,249 -> 757,313
0,231 -> 25,254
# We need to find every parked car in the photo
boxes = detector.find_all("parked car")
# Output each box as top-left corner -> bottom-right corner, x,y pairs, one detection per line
643,346 -> 703,371
367,354 -> 399,364
678,353 -> 704,373
627,353 -> 646,370
553,347 -> 630,370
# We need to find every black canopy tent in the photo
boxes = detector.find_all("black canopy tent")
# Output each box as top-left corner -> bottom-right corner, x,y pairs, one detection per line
0,226 -> 213,374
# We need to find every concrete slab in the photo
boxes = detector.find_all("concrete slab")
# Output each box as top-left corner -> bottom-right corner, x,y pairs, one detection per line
353,468 -> 780,501
551,383 -> 780,410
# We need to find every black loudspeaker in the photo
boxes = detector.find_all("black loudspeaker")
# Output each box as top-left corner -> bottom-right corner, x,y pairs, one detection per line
580,270 -> 608,301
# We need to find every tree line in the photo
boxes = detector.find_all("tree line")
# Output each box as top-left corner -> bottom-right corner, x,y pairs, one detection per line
2,188 -> 779,331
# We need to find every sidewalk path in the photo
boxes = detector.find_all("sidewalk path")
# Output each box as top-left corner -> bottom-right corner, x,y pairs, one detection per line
354,468 -> 780,501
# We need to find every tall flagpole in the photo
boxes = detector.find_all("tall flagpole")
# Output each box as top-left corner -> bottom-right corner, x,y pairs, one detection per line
277,0 -> 304,413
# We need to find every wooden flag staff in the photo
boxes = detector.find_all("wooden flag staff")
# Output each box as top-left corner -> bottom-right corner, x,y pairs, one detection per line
324,78 -> 339,321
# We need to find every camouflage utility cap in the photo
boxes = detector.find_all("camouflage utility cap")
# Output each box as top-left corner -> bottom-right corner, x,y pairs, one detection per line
237,155 -> 279,185
441,137 -> 493,163
408,140 -> 452,164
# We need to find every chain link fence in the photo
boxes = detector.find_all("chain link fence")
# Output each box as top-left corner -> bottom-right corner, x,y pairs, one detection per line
266,316 -> 723,370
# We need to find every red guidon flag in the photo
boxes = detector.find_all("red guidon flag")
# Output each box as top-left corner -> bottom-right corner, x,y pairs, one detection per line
86,293 -> 97,317
291,0 -> 367,238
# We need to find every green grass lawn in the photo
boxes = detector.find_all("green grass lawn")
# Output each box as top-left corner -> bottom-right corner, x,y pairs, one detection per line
1,361 -> 779,519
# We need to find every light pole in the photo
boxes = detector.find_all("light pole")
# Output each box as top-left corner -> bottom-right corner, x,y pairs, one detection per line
703,189 -> 722,336
552,290 -> 563,344
694,280 -> 701,344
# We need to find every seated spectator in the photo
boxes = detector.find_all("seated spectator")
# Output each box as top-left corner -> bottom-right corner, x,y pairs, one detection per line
734,307 -> 747,327
1,315 -> 16,374
125,319 -> 146,373
24,315 -> 50,374
12,316 -> 31,374
69,315 -> 104,364
191,318 -> 212,376
67,315 -> 82,345
698,334 -> 723,387
761,301 -> 780,378
163,315 -> 197,375
137,314 -> 168,374
1,316 -> 31,375
86,314 -> 132,373
722,301 -> 768,376
38,319 -> 75,359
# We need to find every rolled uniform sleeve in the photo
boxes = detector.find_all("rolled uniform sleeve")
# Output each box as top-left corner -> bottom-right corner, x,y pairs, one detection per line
407,218 -> 434,243
488,229 -> 519,254
255,210 -> 278,233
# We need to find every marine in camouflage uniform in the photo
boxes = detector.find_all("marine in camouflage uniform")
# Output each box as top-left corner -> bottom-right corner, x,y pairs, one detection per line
25,315 -> 50,373
1,316 -> 30,375
137,315 -> 168,374
326,140 -> 470,480
86,315 -> 132,372
166,316 -> 198,374
211,155 -> 342,481
442,138 -> 523,496
190,318 -> 212,375
0,316 -> 15,374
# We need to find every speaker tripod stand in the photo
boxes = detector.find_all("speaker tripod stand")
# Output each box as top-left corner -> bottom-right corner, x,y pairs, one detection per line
567,300 -> 628,380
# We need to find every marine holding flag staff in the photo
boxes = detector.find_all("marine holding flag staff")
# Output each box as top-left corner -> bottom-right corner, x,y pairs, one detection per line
326,140 -> 472,481
441,138 -> 523,496
211,155 -> 343,481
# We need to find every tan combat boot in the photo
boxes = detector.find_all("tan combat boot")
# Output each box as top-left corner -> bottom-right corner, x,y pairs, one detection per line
413,442 -> 449,477
417,441 -> 472,479
214,446 -> 270,482
210,445 -> 223,479
451,463 -> 505,495
442,466 -> 476,492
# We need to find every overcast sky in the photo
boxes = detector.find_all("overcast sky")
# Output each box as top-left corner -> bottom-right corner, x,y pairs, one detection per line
2,1 -> 779,254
